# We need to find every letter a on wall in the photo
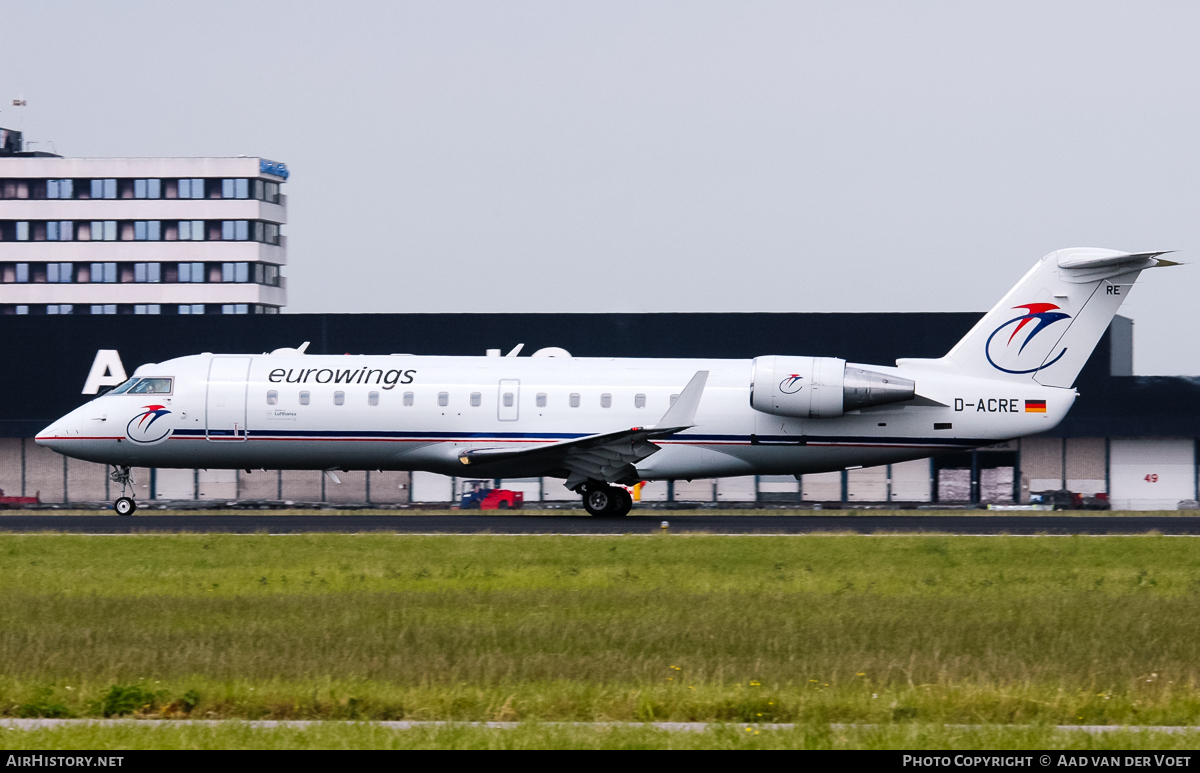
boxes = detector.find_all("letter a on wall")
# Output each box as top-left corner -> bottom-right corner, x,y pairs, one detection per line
82,349 -> 128,394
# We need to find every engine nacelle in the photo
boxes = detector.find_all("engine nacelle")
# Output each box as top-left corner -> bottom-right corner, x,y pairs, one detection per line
750,355 -> 916,419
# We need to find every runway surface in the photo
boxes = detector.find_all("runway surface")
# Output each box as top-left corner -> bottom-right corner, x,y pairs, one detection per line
2,513 -> 1199,534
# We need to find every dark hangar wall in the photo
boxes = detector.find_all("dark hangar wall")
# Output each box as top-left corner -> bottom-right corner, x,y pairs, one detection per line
0,312 -> 1166,438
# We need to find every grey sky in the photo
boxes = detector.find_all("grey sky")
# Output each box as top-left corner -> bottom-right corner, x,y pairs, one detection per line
4,1 -> 1197,374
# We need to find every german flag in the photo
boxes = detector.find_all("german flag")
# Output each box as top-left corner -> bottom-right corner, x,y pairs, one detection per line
1025,399 -> 1047,413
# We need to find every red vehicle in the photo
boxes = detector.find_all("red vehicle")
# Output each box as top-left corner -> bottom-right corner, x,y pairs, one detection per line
460,480 -> 524,510
0,488 -> 40,508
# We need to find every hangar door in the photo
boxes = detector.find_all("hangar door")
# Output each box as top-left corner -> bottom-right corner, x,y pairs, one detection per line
1110,439 -> 1195,511
206,357 -> 251,441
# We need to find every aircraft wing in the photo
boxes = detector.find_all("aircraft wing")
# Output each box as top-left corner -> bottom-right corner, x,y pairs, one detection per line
457,370 -> 708,489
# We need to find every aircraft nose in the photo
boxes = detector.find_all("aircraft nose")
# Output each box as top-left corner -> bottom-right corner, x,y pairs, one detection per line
35,406 -> 91,450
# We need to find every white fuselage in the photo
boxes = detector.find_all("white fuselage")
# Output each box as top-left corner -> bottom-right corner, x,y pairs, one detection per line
36,352 -> 1072,486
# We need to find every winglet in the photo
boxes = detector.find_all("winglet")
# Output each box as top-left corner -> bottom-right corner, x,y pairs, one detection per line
654,371 -> 708,428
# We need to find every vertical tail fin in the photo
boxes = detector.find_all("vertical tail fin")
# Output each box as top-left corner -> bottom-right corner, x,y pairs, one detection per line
898,248 -> 1177,387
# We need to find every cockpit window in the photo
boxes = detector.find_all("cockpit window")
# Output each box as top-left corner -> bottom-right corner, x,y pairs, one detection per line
107,378 -> 140,395
129,378 -> 173,394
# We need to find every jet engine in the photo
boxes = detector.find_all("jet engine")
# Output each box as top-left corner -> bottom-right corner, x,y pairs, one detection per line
750,355 -> 916,419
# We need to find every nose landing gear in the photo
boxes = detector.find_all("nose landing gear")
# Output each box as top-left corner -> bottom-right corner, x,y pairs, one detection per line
580,483 -> 634,517
109,466 -> 137,516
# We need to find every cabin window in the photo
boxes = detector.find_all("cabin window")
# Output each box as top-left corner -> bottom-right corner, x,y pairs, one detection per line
569,393 -> 580,408
634,393 -> 646,408
299,391 -> 310,405
503,392 -> 514,407
129,378 -> 172,395
333,391 -> 345,405
266,390 -> 278,405
470,392 -> 481,407
536,393 -> 547,407
670,393 -> 679,405
438,392 -> 449,407
600,393 -> 612,408
368,391 -> 379,406
403,391 -> 414,406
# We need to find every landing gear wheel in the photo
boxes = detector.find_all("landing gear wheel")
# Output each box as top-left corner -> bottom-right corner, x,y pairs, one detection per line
613,488 -> 633,517
583,485 -> 619,517
114,497 -> 136,516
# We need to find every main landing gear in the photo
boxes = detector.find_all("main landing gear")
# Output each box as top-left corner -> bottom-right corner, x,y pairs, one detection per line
580,483 -> 633,518
110,466 -> 137,516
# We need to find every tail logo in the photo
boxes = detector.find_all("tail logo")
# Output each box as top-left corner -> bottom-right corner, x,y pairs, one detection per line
985,303 -> 1072,375
779,374 -> 805,394
126,405 -> 173,444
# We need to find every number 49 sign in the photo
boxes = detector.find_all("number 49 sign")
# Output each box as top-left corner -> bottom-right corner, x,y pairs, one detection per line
1144,474 -> 1159,483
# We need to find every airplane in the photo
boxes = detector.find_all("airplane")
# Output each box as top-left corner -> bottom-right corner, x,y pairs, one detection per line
36,247 -> 1176,516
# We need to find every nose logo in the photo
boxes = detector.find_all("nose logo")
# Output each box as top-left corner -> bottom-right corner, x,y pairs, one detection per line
127,405 -> 173,444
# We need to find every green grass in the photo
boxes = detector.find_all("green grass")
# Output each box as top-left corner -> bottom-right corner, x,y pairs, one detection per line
5,723 -> 1200,750
2,534 -> 1200,735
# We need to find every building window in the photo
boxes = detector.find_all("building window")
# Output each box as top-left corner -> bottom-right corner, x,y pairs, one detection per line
90,221 -> 117,241
222,179 -> 250,199
133,179 -> 161,199
255,180 -> 280,204
89,262 -> 117,283
266,390 -> 278,405
15,222 -> 29,241
221,304 -> 249,314
221,221 -> 250,241
333,391 -> 345,406
536,393 -> 547,407
178,262 -> 205,283
177,220 -> 205,241
368,391 -> 379,406
47,305 -> 74,315
89,305 -> 117,315
134,304 -> 161,315
177,178 -> 204,199
46,179 -> 74,199
634,394 -> 646,408
177,304 -> 205,315
47,263 -> 72,283
221,262 -> 249,282
89,179 -> 117,199
46,221 -> 73,241
569,393 -> 581,408
299,391 -> 310,405
470,392 -> 481,407
403,391 -> 414,406
601,393 -> 612,408
134,263 -> 161,283
438,392 -> 449,407
133,221 -> 161,241
15,264 -> 28,283
15,305 -> 27,315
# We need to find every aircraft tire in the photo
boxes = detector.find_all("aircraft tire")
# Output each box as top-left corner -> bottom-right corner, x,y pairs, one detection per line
582,486 -> 618,517
613,488 -> 633,517
114,497 -> 136,516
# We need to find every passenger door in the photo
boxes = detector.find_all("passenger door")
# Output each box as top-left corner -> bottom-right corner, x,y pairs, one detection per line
498,379 -> 520,421
206,357 -> 251,441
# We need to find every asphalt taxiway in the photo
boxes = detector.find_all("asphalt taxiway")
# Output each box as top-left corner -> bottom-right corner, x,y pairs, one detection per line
1,513 -> 1199,534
